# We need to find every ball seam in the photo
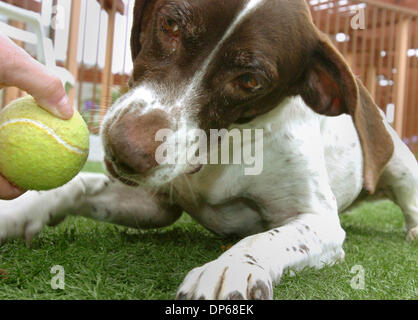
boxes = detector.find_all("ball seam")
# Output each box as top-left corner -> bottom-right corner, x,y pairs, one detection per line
0,119 -> 89,155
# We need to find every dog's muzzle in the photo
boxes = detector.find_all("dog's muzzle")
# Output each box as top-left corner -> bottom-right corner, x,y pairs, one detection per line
104,108 -> 172,181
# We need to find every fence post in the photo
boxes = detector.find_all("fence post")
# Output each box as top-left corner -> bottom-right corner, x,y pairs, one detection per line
366,64 -> 377,98
66,0 -> 82,105
394,17 -> 410,137
99,3 -> 117,121
2,21 -> 26,106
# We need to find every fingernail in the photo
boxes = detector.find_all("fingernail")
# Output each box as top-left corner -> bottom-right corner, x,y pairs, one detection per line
39,95 -> 74,119
55,95 -> 74,119
9,181 -> 24,193
11,187 -> 23,196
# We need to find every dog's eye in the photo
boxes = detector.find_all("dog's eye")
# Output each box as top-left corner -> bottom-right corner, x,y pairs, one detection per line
161,17 -> 180,37
237,74 -> 263,92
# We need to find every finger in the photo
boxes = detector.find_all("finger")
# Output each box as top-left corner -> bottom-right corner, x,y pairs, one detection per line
0,175 -> 25,200
0,35 -> 73,119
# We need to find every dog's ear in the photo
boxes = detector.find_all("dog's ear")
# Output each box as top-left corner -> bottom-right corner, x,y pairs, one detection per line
355,78 -> 395,193
131,0 -> 154,61
298,37 -> 394,194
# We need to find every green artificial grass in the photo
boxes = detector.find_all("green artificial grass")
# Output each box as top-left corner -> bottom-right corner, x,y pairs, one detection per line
82,161 -> 105,174
0,162 -> 416,300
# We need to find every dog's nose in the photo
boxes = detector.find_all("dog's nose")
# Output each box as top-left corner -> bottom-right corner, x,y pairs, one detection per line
107,109 -> 172,175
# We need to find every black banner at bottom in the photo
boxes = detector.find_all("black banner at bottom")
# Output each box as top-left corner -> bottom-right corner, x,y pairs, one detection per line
0,300 -> 413,319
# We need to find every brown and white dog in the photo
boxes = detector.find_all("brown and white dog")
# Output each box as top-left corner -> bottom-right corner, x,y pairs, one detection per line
0,0 -> 417,300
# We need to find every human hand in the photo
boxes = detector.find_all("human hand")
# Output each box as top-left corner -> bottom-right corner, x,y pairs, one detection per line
0,175 -> 24,200
0,35 -> 74,199
0,35 -> 73,118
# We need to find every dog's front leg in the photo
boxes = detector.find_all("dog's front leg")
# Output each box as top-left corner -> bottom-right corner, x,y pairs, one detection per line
0,172 -> 182,245
177,213 -> 345,300
0,173 -> 110,245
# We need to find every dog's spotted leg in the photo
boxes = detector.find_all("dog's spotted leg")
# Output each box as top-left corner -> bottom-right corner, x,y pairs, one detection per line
176,213 -> 345,300
0,172 -> 181,245
0,173 -> 109,245
75,178 -> 183,230
378,123 -> 418,242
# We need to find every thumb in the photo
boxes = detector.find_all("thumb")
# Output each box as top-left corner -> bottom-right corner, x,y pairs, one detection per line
0,35 -> 74,119
28,68 -> 74,120
0,175 -> 25,200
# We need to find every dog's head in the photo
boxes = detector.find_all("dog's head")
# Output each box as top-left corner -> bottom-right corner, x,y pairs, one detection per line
102,0 -> 394,193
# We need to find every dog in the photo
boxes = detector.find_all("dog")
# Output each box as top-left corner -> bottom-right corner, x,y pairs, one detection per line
0,0 -> 417,300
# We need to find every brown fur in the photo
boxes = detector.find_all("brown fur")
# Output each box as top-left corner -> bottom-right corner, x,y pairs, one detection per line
124,0 -> 394,192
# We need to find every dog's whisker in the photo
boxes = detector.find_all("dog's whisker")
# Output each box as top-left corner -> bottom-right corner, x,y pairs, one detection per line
182,174 -> 199,207
150,186 -> 161,199
169,181 -> 174,205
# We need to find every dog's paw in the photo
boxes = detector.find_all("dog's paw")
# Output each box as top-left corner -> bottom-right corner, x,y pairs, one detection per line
78,173 -> 111,196
176,258 -> 273,300
406,226 -> 418,242
0,194 -> 51,246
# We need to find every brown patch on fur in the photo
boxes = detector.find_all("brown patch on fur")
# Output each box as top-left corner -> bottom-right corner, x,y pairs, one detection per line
214,267 -> 229,299
245,254 -> 258,264
227,291 -> 245,300
299,244 -> 310,253
249,280 -> 272,300
246,273 -> 252,299
130,0 -> 150,61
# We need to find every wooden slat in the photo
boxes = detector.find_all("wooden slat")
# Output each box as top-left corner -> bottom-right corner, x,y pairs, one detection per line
100,0 -> 117,120
409,18 -> 418,141
366,7 -> 379,96
384,11 -> 397,109
66,0 -> 82,103
364,0 -> 418,12
394,17 -> 411,136
77,0 -> 89,112
311,4 -> 418,36
91,0 -> 105,129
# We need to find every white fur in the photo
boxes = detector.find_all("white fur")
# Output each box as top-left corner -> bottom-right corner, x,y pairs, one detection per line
0,95 -> 417,300
181,0 -> 266,103
1,0 -> 417,300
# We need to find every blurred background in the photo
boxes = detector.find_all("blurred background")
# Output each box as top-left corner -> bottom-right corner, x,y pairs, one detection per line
0,0 -> 417,158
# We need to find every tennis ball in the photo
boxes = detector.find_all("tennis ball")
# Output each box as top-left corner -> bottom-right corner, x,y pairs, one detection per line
0,95 -> 89,191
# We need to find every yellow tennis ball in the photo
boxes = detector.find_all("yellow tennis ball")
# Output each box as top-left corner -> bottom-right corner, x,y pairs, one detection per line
0,95 -> 89,191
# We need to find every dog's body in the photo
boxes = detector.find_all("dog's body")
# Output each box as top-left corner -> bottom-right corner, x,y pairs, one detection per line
0,0 -> 417,300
